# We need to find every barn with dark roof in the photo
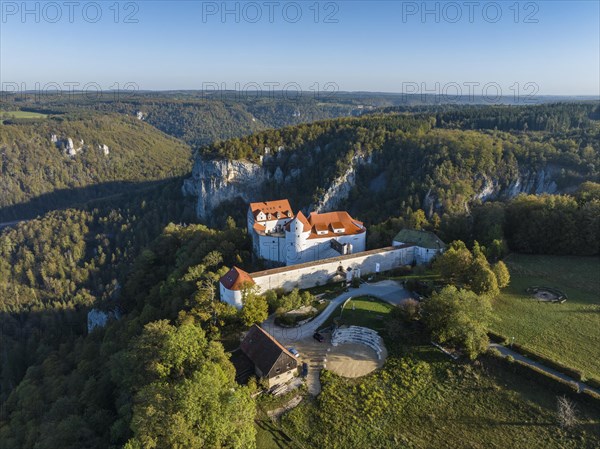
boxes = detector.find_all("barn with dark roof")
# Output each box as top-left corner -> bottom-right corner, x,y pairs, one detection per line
238,325 -> 298,388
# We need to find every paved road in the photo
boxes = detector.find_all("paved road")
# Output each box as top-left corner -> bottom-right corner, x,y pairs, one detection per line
262,280 -> 408,396
262,280 -> 409,343
490,343 -> 600,395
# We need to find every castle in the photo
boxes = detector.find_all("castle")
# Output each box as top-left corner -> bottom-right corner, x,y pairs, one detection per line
218,199 -> 446,309
247,199 -> 367,266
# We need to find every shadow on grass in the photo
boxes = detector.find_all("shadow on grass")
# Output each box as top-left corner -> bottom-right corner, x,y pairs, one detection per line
255,419 -> 295,449
456,417 -> 556,427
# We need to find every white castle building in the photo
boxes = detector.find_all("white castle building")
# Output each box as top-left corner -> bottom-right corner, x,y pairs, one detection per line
248,199 -> 367,266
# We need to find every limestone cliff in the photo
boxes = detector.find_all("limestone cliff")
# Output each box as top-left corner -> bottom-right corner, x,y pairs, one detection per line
311,153 -> 371,213
183,158 -> 268,220
424,165 -> 566,215
184,152 -> 574,221
184,149 -> 373,221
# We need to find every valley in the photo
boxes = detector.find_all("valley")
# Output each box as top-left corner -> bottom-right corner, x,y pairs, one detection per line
0,99 -> 599,449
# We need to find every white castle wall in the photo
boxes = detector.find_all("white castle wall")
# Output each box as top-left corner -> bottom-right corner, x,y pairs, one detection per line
220,282 -> 244,309
284,232 -> 366,266
251,246 -> 413,293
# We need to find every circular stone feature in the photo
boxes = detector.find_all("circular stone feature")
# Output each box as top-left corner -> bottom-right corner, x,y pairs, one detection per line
526,286 -> 567,302
326,342 -> 387,378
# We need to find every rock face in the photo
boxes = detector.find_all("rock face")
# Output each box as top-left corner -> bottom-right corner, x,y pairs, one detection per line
475,167 -> 560,202
99,144 -> 110,156
183,150 -> 372,221
313,165 -> 356,212
87,308 -> 120,332
184,150 -> 570,222
312,154 -> 370,212
503,168 -> 559,198
61,137 -> 83,157
183,158 -> 268,220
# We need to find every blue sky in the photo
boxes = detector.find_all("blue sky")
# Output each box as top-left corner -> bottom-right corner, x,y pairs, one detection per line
1,1 -> 599,95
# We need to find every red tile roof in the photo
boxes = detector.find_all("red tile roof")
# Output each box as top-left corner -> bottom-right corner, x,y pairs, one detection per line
285,210 -> 310,232
219,266 -> 255,291
253,222 -> 266,233
249,200 -> 293,221
306,211 -> 365,239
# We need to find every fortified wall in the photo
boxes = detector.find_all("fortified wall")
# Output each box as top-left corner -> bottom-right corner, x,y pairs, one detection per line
251,245 -> 413,293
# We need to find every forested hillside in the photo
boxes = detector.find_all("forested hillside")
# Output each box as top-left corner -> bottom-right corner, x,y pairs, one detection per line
1,93 -> 367,150
0,221 -> 255,448
0,179 -> 199,400
1,101 -> 599,448
190,103 -> 599,224
0,114 -> 191,220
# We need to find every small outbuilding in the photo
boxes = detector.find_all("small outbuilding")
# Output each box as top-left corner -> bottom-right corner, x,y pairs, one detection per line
392,229 -> 446,264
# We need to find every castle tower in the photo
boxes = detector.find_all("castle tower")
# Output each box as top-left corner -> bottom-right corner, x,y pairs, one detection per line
285,211 -> 311,265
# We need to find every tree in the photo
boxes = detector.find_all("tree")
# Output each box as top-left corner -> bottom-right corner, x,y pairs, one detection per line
396,298 -> 420,322
240,286 -> 268,327
556,396 -> 577,429
124,320 -> 256,449
433,240 -> 473,283
421,286 -> 491,359
492,261 -> 510,288
407,209 -> 429,230
470,257 -> 499,296
486,239 -> 508,261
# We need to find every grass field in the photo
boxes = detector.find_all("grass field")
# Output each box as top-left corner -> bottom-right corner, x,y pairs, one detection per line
491,254 -> 600,380
281,345 -> 600,448
323,296 -> 394,331
1,110 -> 48,120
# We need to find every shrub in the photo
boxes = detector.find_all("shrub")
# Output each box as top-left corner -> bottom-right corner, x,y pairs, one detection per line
586,378 -> 600,389
487,347 -> 502,358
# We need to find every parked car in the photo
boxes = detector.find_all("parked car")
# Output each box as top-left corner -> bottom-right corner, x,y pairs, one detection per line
313,332 -> 324,342
301,362 -> 308,377
288,347 -> 300,357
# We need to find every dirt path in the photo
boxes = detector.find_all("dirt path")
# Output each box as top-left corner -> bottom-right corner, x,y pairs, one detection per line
267,395 -> 303,418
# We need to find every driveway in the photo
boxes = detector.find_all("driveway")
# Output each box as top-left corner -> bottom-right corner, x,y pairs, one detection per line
261,280 -> 409,395
262,280 -> 409,343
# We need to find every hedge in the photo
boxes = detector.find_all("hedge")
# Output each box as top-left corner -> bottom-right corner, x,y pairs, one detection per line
586,377 -> 600,389
488,332 -> 584,381
485,352 -> 579,395
487,331 -> 507,344
583,389 -> 600,401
